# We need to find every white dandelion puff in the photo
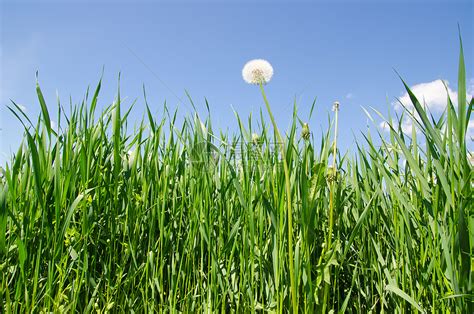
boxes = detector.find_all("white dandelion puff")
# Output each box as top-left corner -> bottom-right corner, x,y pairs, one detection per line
242,59 -> 273,85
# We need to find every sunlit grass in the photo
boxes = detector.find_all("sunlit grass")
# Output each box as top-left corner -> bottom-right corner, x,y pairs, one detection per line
0,40 -> 472,313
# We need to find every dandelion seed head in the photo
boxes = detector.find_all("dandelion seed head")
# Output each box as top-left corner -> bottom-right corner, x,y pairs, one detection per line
242,59 -> 273,85
332,101 -> 340,112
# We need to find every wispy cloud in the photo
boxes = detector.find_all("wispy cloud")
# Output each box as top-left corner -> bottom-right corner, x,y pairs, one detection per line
379,121 -> 390,131
346,92 -> 354,99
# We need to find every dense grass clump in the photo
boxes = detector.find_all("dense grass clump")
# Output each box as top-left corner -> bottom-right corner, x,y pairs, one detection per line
1,43 -> 472,313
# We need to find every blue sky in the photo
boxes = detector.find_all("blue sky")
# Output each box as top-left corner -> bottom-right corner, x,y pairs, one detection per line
1,1 -> 473,165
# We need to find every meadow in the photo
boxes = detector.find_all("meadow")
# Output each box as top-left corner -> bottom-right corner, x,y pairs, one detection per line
0,41 -> 472,313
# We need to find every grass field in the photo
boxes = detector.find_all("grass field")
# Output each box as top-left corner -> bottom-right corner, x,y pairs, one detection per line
0,40 -> 472,313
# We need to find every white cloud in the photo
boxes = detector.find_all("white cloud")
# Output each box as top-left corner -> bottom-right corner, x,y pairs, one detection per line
346,93 -> 354,99
468,78 -> 474,96
467,120 -> 474,142
387,113 -> 474,138
393,79 -> 463,113
51,120 -> 57,131
379,121 -> 390,131
379,114 -> 420,135
382,78 -> 474,135
469,151 -> 474,165
400,117 -> 417,134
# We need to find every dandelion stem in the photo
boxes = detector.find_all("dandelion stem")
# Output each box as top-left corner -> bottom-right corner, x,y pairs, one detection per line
259,83 -> 297,314
328,102 -> 339,249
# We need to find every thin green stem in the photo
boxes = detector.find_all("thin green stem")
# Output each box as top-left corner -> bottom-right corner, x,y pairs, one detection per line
259,83 -> 297,313
323,101 -> 339,312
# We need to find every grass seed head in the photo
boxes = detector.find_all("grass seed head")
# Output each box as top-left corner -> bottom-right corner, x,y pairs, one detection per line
301,123 -> 310,140
326,165 -> 339,183
252,132 -> 261,145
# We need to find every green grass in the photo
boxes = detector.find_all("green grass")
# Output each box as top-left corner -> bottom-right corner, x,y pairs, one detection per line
0,41 -> 472,313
